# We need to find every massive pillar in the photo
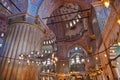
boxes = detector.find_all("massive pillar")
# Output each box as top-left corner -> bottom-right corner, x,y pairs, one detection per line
0,14 -> 45,80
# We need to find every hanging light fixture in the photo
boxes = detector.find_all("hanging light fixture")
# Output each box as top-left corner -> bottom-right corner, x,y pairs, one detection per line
104,0 -> 110,8
118,42 -> 120,46
117,18 -> 120,25
87,59 -> 90,62
103,0 -> 120,25
104,54 -> 107,57
19,51 -> 42,65
7,59 -> 11,64
95,56 -> 98,60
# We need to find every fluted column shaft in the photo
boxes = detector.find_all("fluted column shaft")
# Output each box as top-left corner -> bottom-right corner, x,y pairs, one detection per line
0,22 -> 44,80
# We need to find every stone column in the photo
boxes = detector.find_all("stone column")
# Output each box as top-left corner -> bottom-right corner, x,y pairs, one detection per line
0,18 -> 45,80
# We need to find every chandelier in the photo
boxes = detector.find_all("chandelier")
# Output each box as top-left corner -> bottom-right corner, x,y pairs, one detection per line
19,51 -> 42,65
40,53 -> 58,73
18,29 -> 57,66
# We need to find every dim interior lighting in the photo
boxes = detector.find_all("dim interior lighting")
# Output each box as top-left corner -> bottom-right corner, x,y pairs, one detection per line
32,61 -> 34,63
43,41 -> 45,44
7,6 -> 10,10
0,43 -> 2,47
95,56 -> 98,60
63,63 -> 65,66
37,51 -> 40,55
55,57 -> 58,62
31,51 -> 34,54
21,54 -> 23,57
44,50 -> 47,53
8,59 -> 10,63
75,47 -> 78,50
117,19 -> 120,25
28,54 -> 31,57
104,54 -> 107,57
19,56 -> 21,60
46,41 -> 48,44
53,60 -> 56,63
49,41 -> 51,44
76,19 -> 79,22
70,22 -> 73,27
78,62 -> 81,64
52,53 -> 54,58
36,61 -> 38,64
78,14 -> 81,18
19,54 -> 24,60
41,54 -> 43,57
66,24 -> 69,28
1,33 -> 4,37
73,20 -> 76,25
47,69 -> 50,72
81,58 -> 85,62
48,50 -> 51,53
87,59 -> 89,62
111,50 -> 115,53
118,42 -> 120,46
27,60 -> 30,64
104,0 -> 110,8
3,2 -> 7,6
71,59 -> 75,64
116,62 -> 120,65
37,62 -> 40,65
18,61 -> 21,64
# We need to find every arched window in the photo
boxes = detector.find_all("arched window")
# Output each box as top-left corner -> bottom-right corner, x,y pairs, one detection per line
69,46 -> 87,72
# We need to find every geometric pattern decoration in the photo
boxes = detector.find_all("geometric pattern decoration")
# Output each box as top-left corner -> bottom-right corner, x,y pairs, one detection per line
94,5 -> 111,32
28,0 -> 44,16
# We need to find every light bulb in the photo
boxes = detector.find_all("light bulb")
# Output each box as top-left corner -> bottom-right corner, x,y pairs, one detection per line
8,60 -> 10,63
117,19 -> 120,24
28,54 -> 31,57
104,1 -> 110,8
112,50 -> 115,53
19,56 -> 21,60
21,54 -> 23,57
87,59 -> 89,62
117,62 -> 119,65
75,47 -> 78,50
49,40 -> 51,44
37,51 -> 40,55
43,41 -> 46,45
41,54 -> 43,57
81,59 -> 85,62
78,62 -> 81,64
73,20 -> 76,25
104,54 -> 107,57
32,61 -> 34,63
31,51 -> 34,54
118,42 -> 120,46
76,19 -> 79,22
95,57 -> 98,60
55,57 -> 58,61
36,61 -> 38,64
27,60 -> 30,64
19,61 -> 21,64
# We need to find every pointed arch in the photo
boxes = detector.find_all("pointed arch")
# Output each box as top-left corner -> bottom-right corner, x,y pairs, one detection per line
67,44 -> 87,58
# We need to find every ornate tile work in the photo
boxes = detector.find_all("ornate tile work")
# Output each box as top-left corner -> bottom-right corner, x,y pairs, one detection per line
38,0 -> 61,22
94,5 -> 111,32
28,0 -> 44,16
13,0 -> 27,13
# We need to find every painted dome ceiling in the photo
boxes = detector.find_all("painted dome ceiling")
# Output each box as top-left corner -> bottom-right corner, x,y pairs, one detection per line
1,0 -> 99,19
